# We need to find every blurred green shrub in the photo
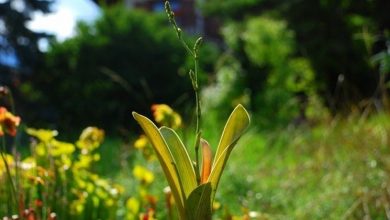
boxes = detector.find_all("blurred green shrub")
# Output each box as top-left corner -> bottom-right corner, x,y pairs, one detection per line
32,6 -> 218,131
201,54 -> 249,119
203,16 -> 327,127
203,0 -> 388,110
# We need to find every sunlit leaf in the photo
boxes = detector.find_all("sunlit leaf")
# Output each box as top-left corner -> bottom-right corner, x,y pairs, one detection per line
160,127 -> 197,198
208,104 -> 250,201
132,112 -> 185,217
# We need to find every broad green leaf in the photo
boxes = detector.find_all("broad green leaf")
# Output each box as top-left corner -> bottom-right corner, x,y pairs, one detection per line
160,127 -> 197,199
132,112 -> 185,217
185,182 -> 212,220
208,104 -> 250,200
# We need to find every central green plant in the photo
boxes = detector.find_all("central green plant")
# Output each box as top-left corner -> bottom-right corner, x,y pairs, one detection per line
133,1 -> 250,219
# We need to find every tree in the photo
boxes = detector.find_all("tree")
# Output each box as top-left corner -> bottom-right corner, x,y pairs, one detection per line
33,6 -> 218,131
0,0 -> 54,85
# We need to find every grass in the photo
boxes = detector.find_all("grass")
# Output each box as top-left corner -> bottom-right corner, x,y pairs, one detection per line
215,112 -> 390,219
3,108 -> 389,219
92,111 -> 390,219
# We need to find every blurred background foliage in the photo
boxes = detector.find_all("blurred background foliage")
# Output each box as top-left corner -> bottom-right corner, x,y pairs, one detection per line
0,0 -> 389,132
202,16 -> 320,128
203,0 -> 389,112
28,6 -> 219,131
0,0 -> 390,219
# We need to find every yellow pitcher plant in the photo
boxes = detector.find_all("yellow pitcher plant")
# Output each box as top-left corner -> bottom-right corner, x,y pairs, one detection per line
133,1 -> 250,219
133,104 -> 249,219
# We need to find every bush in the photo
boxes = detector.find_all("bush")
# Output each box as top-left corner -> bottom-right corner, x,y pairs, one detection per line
203,0 -> 387,110
32,6 -> 218,131
203,16 -> 326,128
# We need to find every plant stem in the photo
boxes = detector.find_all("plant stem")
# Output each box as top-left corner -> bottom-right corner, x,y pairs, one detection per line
1,137 -> 17,212
194,56 -> 201,134
193,55 -> 202,184
165,0 -> 203,184
7,89 -> 20,205
192,37 -> 203,170
7,89 -> 15,115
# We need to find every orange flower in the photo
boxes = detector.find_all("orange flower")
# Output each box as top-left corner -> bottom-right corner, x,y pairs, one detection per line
0,107 -> 21,136
140,208 -> 155,220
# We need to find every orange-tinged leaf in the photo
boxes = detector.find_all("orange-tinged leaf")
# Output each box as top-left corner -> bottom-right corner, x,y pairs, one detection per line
200,139 -> 212,184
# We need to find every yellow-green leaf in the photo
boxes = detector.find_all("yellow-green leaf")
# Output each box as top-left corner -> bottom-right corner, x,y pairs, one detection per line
132,112 -> 185,217
208,104 -> 250,201
160,127 -> 197,199
185,182 -> 212,220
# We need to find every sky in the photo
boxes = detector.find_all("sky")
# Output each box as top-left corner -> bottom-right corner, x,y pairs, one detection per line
27,0 -> 101,42
1,0 -> 100,67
